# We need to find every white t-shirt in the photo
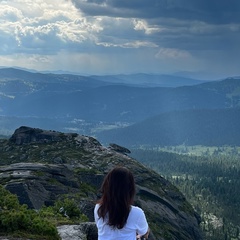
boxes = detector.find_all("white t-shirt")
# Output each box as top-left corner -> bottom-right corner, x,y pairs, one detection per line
94,204 -> 148,240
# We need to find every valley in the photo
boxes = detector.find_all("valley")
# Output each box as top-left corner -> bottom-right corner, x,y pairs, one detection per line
131,146 -> 240,240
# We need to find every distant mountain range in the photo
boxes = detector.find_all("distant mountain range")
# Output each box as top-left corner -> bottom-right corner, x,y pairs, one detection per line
89,73 -> 206,87
0,67 -> 206,87
0,68 -> 210,122
1,67 -> 240,146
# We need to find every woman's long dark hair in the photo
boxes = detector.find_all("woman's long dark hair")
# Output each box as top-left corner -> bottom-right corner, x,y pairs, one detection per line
97,166 -> 136,229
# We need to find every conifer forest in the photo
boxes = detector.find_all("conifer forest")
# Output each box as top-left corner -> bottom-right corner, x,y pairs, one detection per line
131,146 -> 240,240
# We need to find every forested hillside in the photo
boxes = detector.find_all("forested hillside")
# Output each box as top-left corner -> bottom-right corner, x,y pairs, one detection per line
97,108 -> 240,147
131,148 -> 240,240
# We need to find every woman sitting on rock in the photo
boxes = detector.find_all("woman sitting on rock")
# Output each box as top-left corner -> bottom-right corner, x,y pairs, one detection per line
94,166 -> 150,240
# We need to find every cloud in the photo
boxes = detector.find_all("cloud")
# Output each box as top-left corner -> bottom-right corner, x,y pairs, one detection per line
0,5 -> 23,21
69,0 -> 240,56
0,0 -> 105,55
0,0 -> 240,78
71,0 -> 240,24
156,48 -> 191,59
133,19 -> 162,34
97,40 -> 157,48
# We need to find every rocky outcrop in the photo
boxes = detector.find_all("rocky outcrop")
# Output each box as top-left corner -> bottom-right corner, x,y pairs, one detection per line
57,222 -> 98,240
9,126 -> 65,145
0,126 -> 203,240
0,163 -> 80,209
109,143 -> 131,154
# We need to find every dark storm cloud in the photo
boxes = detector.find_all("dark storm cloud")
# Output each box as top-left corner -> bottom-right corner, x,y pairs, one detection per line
72,0 -> 240,24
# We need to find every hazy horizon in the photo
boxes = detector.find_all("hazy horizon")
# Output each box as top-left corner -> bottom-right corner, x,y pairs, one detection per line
0,65 -> 235,81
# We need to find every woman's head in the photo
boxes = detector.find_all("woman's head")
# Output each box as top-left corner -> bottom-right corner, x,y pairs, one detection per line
101,166 -> 136,203
97,166 -> 136,229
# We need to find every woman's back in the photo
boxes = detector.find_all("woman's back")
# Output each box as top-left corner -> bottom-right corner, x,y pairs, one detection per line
94,204 -> 148,240
94,167 -> 149,239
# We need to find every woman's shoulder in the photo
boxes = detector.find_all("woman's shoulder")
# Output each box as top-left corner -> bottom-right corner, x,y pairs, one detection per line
128,206 -> 147,224
130,205 -> 145,215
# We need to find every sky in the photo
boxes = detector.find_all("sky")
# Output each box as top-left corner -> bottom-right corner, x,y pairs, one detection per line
0,0 -> 240,79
